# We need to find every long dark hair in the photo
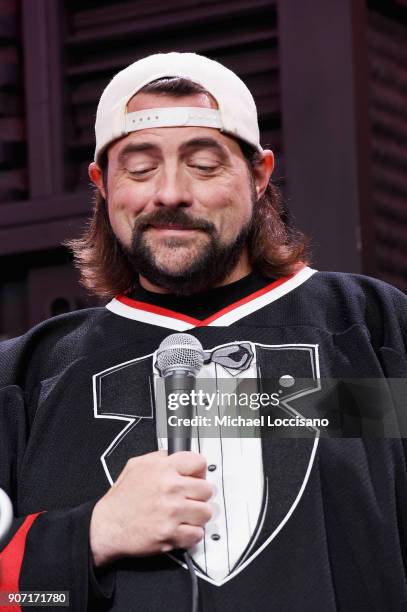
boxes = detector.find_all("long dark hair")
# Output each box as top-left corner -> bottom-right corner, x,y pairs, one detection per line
66,78 -> 310,298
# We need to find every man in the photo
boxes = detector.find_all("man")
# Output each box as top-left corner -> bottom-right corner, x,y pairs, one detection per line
0,52 -> 406,612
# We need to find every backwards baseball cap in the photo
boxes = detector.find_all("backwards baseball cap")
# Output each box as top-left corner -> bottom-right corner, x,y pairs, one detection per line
94,51 -> 262,161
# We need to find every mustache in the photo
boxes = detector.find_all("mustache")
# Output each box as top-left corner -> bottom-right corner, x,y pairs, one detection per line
132,209 -> 216,234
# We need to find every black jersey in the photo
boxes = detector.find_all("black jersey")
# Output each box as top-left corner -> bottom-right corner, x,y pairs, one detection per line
0,268 -> 407,611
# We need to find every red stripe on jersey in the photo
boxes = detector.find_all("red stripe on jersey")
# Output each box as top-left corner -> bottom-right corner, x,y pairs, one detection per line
196,273 -> 295,326
117,272 -> 297,325
0,513 -> 42,612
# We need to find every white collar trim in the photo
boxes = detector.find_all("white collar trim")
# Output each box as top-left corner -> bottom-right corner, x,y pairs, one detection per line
105,266 -> 318,330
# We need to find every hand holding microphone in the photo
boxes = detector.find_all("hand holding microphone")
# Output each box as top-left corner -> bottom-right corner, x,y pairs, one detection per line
90,449 -> 212,567
90,334 -> 213,569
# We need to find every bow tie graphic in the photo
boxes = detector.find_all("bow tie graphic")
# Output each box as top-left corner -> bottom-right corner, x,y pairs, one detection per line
154,342 -> 254,377
204,343 -> 254,373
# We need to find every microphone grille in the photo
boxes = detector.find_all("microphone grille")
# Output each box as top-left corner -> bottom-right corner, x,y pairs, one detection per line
156,333 -> 204,376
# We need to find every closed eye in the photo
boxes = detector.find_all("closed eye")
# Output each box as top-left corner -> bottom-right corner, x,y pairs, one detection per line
189,164 -> 219,173
128,166 -> 157,176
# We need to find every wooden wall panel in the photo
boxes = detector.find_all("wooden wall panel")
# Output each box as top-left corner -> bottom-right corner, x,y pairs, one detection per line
0,0 -> 27,202
367,1 -> 407,291
278,0 -> 373,274
63,0 -> 280,191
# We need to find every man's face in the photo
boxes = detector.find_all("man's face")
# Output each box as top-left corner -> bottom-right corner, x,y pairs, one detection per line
90,91 -> 273,294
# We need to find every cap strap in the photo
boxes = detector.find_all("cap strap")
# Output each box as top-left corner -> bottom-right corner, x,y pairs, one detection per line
125,107 -> 223,133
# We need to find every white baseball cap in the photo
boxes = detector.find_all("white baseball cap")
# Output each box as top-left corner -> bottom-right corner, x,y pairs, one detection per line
94,51 -> 262,161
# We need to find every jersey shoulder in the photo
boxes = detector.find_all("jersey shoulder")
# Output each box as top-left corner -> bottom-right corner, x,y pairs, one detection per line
0,307 -> 108,389
313,270 -> 406,298
309,271 -> 407,316
306,271 -> 406,350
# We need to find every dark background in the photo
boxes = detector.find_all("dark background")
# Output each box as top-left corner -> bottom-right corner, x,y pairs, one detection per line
0,0 -> 406,338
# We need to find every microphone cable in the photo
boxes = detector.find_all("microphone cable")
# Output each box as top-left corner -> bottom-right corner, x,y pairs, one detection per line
183,550 -> 199,612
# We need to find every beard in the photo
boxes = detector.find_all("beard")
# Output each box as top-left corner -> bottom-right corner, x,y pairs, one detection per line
120,205 -> 254,296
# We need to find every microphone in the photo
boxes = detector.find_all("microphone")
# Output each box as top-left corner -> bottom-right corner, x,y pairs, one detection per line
157,334 -> 204,612
0,488 -> 13,547
157,333 -> 204,454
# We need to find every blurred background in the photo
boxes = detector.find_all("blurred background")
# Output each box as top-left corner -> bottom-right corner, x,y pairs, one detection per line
0,0 -> 406,338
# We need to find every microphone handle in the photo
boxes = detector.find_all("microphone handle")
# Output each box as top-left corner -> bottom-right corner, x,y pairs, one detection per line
165,372 -> 195,455
164,372 -> 200,612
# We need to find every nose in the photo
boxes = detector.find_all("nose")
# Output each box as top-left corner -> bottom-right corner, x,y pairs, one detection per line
153,167 -> 192,209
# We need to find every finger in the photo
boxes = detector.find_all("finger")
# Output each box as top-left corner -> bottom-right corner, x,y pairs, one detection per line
179,476 -> 214,502
172,524 -> 205,550
168,451 -> 207,477
177,500 -> 213,527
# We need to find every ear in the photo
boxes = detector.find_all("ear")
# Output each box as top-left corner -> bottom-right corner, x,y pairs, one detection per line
252,149 -> 274,199
88,162 -> 107,199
